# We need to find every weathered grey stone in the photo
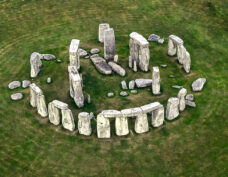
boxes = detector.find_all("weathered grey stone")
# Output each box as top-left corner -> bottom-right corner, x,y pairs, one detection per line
78,112 -> 92,136
102,110 -> 121,118
135,113 -> 149,134
11,93 -> 23,101
133,60 -> 137,72
121,107 -> 142,117
172,85 -> 183,89
129,56 -> 133,68
107,92 -> 114,97
42,54 -> 56,60
152,67 -> 160,95
30,52 -> 42,78
115,116 -> 129,136
37,94 -> 48,117
87,94 -> 91,104
185,100 -> 196,107
104,28 -> 115,60
90,55 -> 112,75
52,100 -> 68,110
158,38 -> 165,44
108,61 -> 126,76
48,102 -> 60,125
29,83 -> 43,108
131,90 -> 137,94
151,105 -> 164,127
130,32 -> 150,72
178,88 -> 187,111
8,81 -> 21,89
160,64 -> 167,68
169,35 -> 183,45
99,23 -> 110,43
47,77 -> 51,84
148,34 -> 160,41
79,48 -> 88,58
90,48 -> 100,54
192,78 -> 206,92
97,113 -> 110,138
129,80 -> 135,90
186,94 -> 194,101
121,80 -> 128,90
61,109 -> 75,132
114,55 -> 118,63
140,102 -> 161,114
183,51 -> 191,73
85,55 -> 90,59
69,39 -> 80,69
166,97 -> 180,120
120,91 -> 128,96
22,80 -> 31,88
135,79 -> 152,88
177,45 -> 186,64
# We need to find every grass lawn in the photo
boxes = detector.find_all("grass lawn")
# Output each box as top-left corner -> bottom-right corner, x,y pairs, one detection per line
0,0 -> 227,176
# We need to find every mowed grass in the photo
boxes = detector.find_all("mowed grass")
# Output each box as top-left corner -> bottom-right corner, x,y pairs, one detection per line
0,0 -> 228,176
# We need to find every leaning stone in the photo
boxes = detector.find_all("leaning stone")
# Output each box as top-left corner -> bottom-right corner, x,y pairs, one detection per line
152,66 -> 160,95
148,34 -> 160,41
178,88 -> 187,111
120,91 -> 128,96
79,48 -> 88,58
8,81 -> 21,89
48,102 -> 61,125
186,94 -> 194,101
37,94 -> 48,117
121,80 -> 128,90
185,100 -> 196,107
104,28 -> 115,60
61,109 -> 75,132
22,80 -> 31,88
11,93 -> 23,101
151,105 -> 164,127
47,77 -> 52,84
140,102 -> 161,114
90,55 -> 112,75
166,97 -> 180,120
90,48 -> 100,54
97,113 -> 110,138
78,112 -> 92,136
99,23 -> 110,43
172,85 -> 183,89
129,80 -> 135,90
108,61 -> 126,77
107,92 -> 114,97
115,116 -> 129,136
135,113 -> 149,134
42,54 -> 55,60
135,79 -> 152,88
158,38 -> 165,44
192,78 -> 206,92
131,90 -> 137,94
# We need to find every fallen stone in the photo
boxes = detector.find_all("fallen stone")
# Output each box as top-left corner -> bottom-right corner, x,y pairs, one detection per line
186,94 -> 194,101
85,55 -> 90,59
178,88 -> 187,111
135,79 -> 152,88
79,48 -> 88,58
169,75 -> 175,78
56,59 -> 62,63
160,64 -> 167,68
107,92 -> 114,97
22,80 -> 31,88
47,77 -> 52,84
192,78 -> 206,92
108,61 -> 126,76
8,81 -> 21,89
129,80 -> 135,89
120,91 -> 128,96
166,97 -> 179,120
185,100 -> 196,107
90,48 -> 100,54
172,85 -> 183,89
121,80 -> 128,90
131,90 -> 137,94
148,34 -> 160,41
158,38 -> 165,44
90,55 -> 112,75
11,93 -> 23,101
42,54 -> 56,60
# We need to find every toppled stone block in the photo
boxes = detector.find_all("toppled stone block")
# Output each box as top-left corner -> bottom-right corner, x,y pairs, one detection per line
90,55 -> 112,75
185,100 -> 196,107
22,80 -> 31,88
8,81 -> 21,89
11,93 -> 23,101
192,78 -> 206,92
135,79 -> 152,88
108,61 -> 126,76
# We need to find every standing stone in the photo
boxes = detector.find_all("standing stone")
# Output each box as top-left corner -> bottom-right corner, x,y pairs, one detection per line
168,35 -> 183,56
151,105 -> 164,127
114,55 -> 118,63
121,80 -> 128,90
129,56 -> 133,68
47,77 -> 52,84
78,112 -> 92,136
48,102 -> 61,125
178,88 -> 187,111
30,83 -> 43,108
61,109 -> 75,131
129,80 -> 135,90
99,23 -> 110,43
104,28 -> 115,60
133,60 -> 137,72
166,97 -> 180,120
177,45 -> 186,64
192,78 -> 207,92
22,80 -> 31,88
30,52 -> 42,78
135,113 -> 149,134
183,51 -> 191,73
152,66 -> 160,95
87,94 -> 91,104
69,39 -> 80,69
97,113 -> 110,138
37,94 -> 48,117
115,116 -> 129,136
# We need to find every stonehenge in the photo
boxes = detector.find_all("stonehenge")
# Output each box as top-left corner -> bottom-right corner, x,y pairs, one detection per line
104,28 -> 116,60
129,32 -> 150,72
152,67 -> 160,95
78,112 -> 92,136
168,35 -> 191,73
69,39 -> 80,69
98,23 -> 110,43
30,83 -> 48,117
68,66 -> 84,108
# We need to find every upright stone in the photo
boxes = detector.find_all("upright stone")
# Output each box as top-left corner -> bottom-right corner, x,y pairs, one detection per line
168,35 -> 183,56
115,116 -> 129,136
30,52 -> 42,78
183,51 -> 191,73
30,84 -> 37,107
104,28 -> 115,60
177,45 -> 186,64
152,66 -> 160,95
178,88 -> 187,111
48,102 -> 61,125
135,112 -> 149,134
133,60 -> 137,72
151,105 -> 164,127
166,97 -> 180,120
99,23 -> 110,43
97,113 -> 110,138
61,109 -> 75,131
37,94 -> 48,117
78,112 -> 92,136
69,39 -> 80,69
129,56 -> 133,68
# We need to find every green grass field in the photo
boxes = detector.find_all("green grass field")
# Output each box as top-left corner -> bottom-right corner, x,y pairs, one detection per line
0,0 -> 228,176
